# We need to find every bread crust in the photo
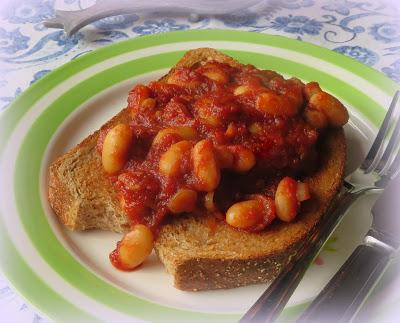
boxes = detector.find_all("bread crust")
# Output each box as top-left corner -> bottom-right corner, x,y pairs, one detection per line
48,48 -> 346,291
48,48 -> 250,232
48,108 -> 131,232
155,129 -> 345,290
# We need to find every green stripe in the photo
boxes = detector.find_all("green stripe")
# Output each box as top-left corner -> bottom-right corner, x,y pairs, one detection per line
0,221 -> 96,322
14,51 -> 236,322
1,30 -> 399,152
1,30 -> 399,321
14,49 -> 383,321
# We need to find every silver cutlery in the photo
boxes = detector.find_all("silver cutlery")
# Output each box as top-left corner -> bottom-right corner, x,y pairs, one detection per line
43,0 -> 262,36
240,90 -> 400,323
297,174 -> 400,323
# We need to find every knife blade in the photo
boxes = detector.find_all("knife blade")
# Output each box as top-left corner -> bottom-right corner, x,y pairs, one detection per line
297,174 -> 400,323
368,175 -> 400,250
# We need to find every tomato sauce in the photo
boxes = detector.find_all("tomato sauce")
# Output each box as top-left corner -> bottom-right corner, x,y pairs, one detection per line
99,61 -> 321,233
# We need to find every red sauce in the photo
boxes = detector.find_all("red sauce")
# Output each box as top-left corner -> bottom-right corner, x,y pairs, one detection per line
109,243 -> 125,270
99,61 -> 321,234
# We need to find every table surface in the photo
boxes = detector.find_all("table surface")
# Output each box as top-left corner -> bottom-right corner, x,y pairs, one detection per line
1,0 -> 399,322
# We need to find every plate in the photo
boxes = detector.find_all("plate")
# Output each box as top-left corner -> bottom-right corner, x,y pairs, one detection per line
0,30 -> 398,322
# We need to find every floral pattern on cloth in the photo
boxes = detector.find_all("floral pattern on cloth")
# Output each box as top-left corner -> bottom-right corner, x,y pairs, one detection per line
0,28 -> 30,54
0,0 -> 398,110
3,0 -> 55,24
0,0 -> 400,320
369,22 -> 400,43
382,59 -> 400,82
0,0 -> 399,108
132,19 -> 190,35
271,15 -> 323,35
333,45 -> 379,65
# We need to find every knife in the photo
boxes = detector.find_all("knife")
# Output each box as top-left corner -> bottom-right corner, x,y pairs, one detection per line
297,174 -> 400,323
43,0 -> 262,36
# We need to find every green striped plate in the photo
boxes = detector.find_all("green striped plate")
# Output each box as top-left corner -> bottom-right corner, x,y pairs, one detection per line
0,30 -> 399,322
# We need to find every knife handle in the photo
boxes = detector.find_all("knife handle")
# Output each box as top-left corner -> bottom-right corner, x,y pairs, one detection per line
297,243 -> 392,323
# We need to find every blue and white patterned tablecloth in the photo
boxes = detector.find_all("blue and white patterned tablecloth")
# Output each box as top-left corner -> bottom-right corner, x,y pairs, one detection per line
1,0 -> 400,321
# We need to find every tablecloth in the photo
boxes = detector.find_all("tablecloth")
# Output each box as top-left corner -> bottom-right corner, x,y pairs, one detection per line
0,0 -> 399,322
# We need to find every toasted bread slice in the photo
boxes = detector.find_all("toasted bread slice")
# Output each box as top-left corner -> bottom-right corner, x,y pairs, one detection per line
48,48 -> 240,233
48,48 -> 346,291
155,129 -> 345,290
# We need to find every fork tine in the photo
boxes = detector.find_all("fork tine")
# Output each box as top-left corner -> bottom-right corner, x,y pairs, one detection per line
377,151 -> 400,187
362,90 -> 400,173
376,108 -> 400,176
380,144 -> 400,180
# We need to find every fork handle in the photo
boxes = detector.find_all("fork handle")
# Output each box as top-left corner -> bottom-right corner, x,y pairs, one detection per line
297,243 -> 392,323
239,189 -> 358,323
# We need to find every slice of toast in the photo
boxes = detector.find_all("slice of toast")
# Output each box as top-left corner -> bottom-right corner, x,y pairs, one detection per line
48,48 -> 240,233
48,48 -> 346,291
155,129 -> 345,290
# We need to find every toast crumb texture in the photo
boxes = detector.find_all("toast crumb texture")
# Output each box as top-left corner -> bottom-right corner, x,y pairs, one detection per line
48,48 -> 346,291
155,129 -> 345,290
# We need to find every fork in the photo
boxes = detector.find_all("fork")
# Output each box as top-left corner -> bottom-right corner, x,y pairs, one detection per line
240,90 -> 400,323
